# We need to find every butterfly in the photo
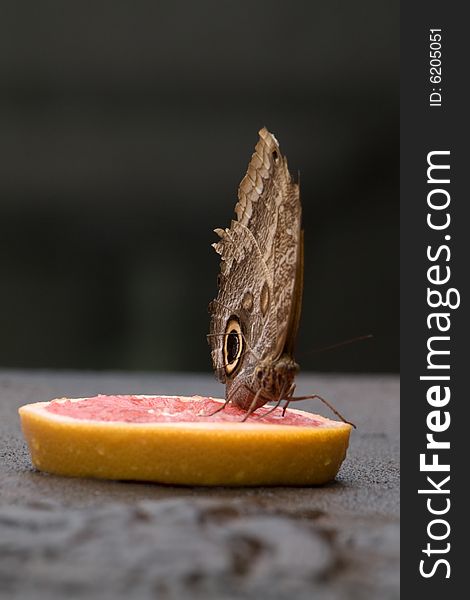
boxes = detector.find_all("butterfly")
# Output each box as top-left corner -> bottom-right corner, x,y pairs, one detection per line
208,128 -> 351,425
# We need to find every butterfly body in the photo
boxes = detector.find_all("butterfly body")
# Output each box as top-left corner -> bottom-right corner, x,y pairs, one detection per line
209,128 -> 303,414
226,353 -> 299,412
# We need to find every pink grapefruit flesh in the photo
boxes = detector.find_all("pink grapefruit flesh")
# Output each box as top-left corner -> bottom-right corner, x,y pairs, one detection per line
19,395 -> 352,486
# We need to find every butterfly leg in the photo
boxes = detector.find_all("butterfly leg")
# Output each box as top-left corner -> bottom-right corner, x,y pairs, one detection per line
241,389 -> 263,422
280,384 -> 297,416
283,393 -> 356,428
254,382 -> 291,420
253,397 -> 284,420
199,398 -> 231,417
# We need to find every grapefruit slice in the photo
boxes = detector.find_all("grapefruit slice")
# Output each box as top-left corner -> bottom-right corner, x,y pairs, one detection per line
19,395 -> 352,486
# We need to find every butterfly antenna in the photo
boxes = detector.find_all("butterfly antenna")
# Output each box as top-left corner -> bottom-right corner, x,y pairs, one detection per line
309,334 -> 373,355
209,298 -> 234,314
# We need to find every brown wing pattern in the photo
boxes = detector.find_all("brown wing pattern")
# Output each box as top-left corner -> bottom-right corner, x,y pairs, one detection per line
209,127 -> 301,381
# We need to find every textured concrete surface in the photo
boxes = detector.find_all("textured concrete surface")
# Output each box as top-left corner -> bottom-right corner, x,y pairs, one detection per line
0,370 -> 399,599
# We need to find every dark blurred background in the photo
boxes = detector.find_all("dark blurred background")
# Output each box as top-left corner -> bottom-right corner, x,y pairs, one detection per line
0,1 -> 398,373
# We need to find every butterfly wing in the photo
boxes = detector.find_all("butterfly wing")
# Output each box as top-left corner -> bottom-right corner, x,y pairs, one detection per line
208,128 -> 302,384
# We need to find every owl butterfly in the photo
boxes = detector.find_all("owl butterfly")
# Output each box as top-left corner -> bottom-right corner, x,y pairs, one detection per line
208,128 -> 352,425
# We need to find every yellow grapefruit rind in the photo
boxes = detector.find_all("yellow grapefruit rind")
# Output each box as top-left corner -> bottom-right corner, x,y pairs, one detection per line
19,396 -> 352,486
